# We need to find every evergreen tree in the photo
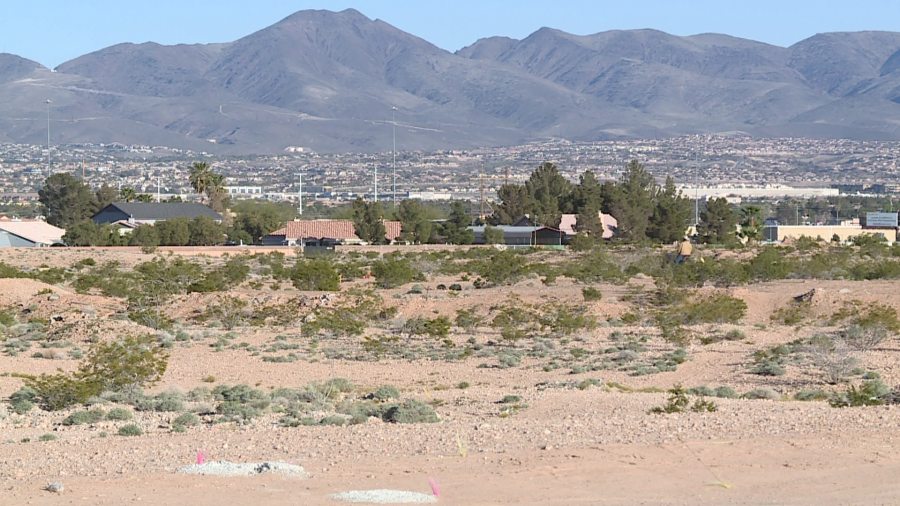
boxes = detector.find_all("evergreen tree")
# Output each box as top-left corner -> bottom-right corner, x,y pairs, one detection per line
442,201 -> 474,245
602,160 -> 657,241
574,207 -> 605,237
525,162 -> 572,227
492,184 -> 529,225
350,198 -> 386,244
38,173 -> 99,228
700,197 -> 738,244
155,217 -> 191,246
648,176 -> 692,243
396,199 -> 432,244
129,225 -> 159,247
569,170 -> 604,214
189,216 -> 224,246
95,184 -> 119,209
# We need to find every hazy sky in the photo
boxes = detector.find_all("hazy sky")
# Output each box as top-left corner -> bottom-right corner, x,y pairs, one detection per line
2,0 -> 899,68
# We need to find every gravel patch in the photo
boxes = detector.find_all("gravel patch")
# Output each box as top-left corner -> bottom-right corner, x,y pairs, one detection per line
176,461 -> 308,477
331,490 -> 438,504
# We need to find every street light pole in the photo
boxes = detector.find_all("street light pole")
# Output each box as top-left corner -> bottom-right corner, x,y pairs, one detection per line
45,99 -> 51,172
392,106 -> 397,207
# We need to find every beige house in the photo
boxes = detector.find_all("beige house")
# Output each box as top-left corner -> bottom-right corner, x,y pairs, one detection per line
764,225 -> 898,243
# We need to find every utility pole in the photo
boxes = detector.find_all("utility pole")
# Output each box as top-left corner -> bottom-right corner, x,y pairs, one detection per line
693,155 -> 699,229
480,163 -> 485,220
45,99 -> 51,172
157,176 -> 161,203
505,165 -> 509,186
374,162 -> 377,203
298,172 -> 303,215
392,106 -> 397,207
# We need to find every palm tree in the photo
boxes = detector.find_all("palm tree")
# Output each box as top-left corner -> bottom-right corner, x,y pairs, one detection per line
136,194 -> 154,203
189,162 -> 213,204
740,205 -> 763,229
739,205 -> 764,243
120,187 -> 138,203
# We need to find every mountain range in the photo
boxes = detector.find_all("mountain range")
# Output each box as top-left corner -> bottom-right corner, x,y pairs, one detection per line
2,8 -> 900,154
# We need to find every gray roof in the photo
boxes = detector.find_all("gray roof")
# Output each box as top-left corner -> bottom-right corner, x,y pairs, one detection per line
95,202 -> 223,221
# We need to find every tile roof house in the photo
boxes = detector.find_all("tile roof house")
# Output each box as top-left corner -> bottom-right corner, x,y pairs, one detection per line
92,203 -> 223,226
0,220 -> 66,247
263,220 -> 402,246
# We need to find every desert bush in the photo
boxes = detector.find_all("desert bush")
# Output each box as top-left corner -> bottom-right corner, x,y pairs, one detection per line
841,324 -> 889,351
372,256 -> 421,289
794,389 -> 828,401
455,307 -> 483,333
806,336 -> 858,384
581,287 -> 602,302
742,388 -> 780,400
172,412 -> 200,427
770,301 -> 814,326
649,384 -> 717,413
373,385 -> 400,401
829,380 -> 891,407
500,395 -> 522,404
118,424 -> 143,436
751,361 -> 786,376
106,408 -> 133,421
680,294 -> 747,325
216,401 -> 261,421
291,258 -> 341,291
76,334 -> 169,395
383,399 -> 439,424
713,386 -> 739,398
39,434 -> 57,442
12,400 -> 34,414
24,373 -> 99,411
63,408 -> 106,426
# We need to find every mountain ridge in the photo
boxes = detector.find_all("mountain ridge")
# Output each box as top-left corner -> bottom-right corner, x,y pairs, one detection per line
1,10 -> 900,154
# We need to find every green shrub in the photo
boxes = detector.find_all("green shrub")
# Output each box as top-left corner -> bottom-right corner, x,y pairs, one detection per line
500,395 -> 522,404
154,398 -> 184,412
10,386 -> 37,405
713,386 -> 739,399
216,401 -> 261,421
794,389 -> 828,401
118,424 -> 143,436
680,294 -> 748,325
12,400 -> 34,414
581,287 -> 602,302
649,385 -> 690,414
372,257 -> 420,289
63,408 -> 106,426
172,412 -> 200,428
39,433 -> 57,442
751,361 -> 786,376
24,373 -> 99,411
457,381 -> 470,389
373,385 -> 400,401
383,399 -> 439,424
742,388 -> 780,400
106,408 -> 133,421
724,329 -> 746,341
324,378 -> 356,393
829,380 -> 891,407
291,258 -> 341,291
770,301 -> 814,326
320,415 -> 348,426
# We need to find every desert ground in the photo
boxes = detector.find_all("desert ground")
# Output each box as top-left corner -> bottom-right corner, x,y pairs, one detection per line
2,245 -> 900,505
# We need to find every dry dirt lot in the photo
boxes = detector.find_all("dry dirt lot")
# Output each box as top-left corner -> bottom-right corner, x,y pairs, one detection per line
1,246 -> 900,505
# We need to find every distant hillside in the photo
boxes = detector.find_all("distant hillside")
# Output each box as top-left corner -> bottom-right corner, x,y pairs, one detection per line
2,9 -> 900,153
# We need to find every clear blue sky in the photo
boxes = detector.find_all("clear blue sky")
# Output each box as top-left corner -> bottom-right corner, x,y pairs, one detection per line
2,0 -> 899,68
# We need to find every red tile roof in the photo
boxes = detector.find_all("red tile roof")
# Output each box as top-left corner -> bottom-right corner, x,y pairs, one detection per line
269,220 -> 402,242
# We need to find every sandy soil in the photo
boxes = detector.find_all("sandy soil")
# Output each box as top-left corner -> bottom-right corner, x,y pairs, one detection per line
2,248 -> 900,505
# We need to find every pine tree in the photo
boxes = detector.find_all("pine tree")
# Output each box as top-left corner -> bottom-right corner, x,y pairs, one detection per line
648,176 -> 692,243
492,184 -> 529,225
602,160 -> 657,241
351,198 -> 386,244
700,197 -> 738,244
525,162 -> 572,227
397,199 -> 432,244
38,173 -> 99,228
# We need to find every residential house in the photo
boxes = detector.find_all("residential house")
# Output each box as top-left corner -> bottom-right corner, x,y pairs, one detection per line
511,212 -> 617,239
263,220 -> 402,246
467,225 -> 565,246
0,219 -> 65,247
92,203 -> 223,226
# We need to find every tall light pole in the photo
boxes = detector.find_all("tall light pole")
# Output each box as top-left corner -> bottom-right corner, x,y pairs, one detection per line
391,106 -> 397,207
44,99 -> 51,172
